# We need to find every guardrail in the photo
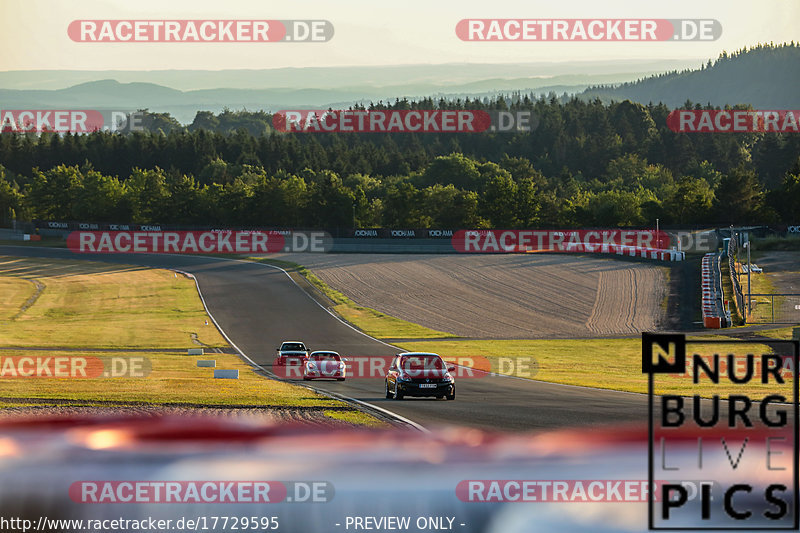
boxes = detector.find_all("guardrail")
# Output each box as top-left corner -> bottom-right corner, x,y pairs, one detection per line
701,252 -> 727,329
29,222 -> 687,262
727,237 -> 746,323
0,229 -> 41,241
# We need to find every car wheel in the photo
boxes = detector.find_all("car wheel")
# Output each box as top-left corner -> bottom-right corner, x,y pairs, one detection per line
393,382 -> 404,400
446,386 -> 455,400
302,376 -> 311,381
336,378 -> 345,382
385,380 -> 392,399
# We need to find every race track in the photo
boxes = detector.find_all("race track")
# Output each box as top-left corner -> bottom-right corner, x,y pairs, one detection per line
0,246 -> 649,431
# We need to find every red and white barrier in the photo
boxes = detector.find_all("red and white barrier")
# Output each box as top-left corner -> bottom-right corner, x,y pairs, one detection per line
611,245 -> 685,261
701,253 -> 724,328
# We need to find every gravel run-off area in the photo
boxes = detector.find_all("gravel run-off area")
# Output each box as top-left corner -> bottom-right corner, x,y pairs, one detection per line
275,253 -> 668,339
0,401 -> 365,428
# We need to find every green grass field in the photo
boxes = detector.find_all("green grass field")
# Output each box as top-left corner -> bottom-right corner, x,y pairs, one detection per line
0,277 -> 36,320
758,326 -> 800,340
0,348 -> 341,406
734,261 -> 780,323
0,255 -> 384,426
396,338 -> 786,399
0,256 -> 228,348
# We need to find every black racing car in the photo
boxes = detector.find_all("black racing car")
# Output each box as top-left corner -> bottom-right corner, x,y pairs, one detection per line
385,352 -> 455,400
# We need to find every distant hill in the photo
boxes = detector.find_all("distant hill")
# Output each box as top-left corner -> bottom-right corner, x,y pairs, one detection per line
581,43 -> 800,108
0,67 -> 668,124
0,60 -> 696,91
0,47 -> 795,123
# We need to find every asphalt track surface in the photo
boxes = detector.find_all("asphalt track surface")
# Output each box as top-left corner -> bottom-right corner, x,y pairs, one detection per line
0,246 -> 649,431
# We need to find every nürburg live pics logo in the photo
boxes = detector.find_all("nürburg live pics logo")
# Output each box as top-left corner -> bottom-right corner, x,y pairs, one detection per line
643,333 -> 800,530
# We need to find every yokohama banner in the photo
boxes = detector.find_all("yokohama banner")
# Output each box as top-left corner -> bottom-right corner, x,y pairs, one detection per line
452,229 -> 669,253
67,231 -> 284,254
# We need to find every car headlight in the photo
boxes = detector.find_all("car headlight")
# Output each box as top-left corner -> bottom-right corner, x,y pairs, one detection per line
442,373 -> 452,382
306,362 -> 317,371
397,374 -> 413,382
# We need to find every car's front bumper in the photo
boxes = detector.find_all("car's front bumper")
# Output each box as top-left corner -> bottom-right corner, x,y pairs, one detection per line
396,381 -> 454,397
303,370 -> 345,379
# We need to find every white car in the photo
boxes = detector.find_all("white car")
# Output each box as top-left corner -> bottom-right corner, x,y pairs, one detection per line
303,351 -> 346,381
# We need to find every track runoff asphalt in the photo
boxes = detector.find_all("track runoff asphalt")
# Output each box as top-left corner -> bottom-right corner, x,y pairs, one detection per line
0,246 -> 648,432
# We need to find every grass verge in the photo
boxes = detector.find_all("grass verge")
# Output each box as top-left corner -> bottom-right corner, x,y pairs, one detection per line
397,337 -> 789,399
0,255 -> 386,426
736,262 -> 781,323
752,236 -> 800,251
0,349 -> 337,406
757,326 -> 800,340
323,409 -> 388,428
0,256 -> 228,349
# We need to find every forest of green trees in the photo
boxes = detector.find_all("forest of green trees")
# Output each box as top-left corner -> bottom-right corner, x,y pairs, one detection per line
0,95 -> 798,229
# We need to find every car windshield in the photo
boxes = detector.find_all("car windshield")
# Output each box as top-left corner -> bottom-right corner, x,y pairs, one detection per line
401,355 -> 445,371
282,343 -> 305,351
310,353 -> 340,362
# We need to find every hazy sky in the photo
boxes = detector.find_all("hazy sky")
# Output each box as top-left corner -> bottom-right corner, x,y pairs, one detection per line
1,0 -> 797,71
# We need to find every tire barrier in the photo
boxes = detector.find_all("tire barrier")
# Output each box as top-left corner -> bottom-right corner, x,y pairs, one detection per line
610,245 -> 685,261
701,252 -> 727,329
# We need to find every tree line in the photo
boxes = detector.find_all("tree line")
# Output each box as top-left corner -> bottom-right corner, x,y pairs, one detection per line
0,96 -> 798,229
